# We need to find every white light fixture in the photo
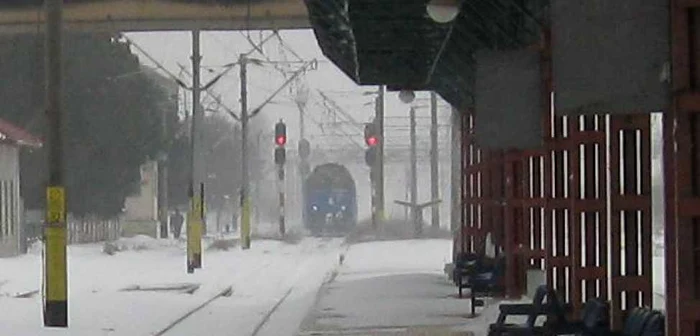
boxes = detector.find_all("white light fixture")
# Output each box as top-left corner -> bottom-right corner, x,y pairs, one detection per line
426,0 -> 461,23
398,90 -> 416,104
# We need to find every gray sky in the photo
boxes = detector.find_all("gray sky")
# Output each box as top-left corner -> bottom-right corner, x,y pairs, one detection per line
125,29 -> 452,151
125,29 -> 455,222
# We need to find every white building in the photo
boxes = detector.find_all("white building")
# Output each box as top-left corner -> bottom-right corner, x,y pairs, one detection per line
0,118 -> 41,257
122,160 -> 160,238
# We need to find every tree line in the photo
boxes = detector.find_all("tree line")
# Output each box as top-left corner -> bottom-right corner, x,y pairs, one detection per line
0,33 -> 267,219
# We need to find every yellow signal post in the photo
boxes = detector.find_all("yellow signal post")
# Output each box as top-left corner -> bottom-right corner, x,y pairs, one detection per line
241,197 -> 251,249
197,183 -> 204,268
44,0 -> 67,326
187,196 -> 203,273
44,186 -> 67,326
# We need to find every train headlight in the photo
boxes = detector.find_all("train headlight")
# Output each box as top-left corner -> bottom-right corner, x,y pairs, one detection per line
312,205 -> 318,211
341,205 -> 347,211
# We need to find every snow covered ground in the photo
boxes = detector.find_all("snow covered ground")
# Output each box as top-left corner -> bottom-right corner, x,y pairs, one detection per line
0,233 -> 671,336
298,239 -> 484,335
0,235 -> 344,336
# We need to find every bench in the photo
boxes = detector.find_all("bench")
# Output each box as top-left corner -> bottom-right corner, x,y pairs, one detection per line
454,254 -> 505,315
545,297 -> 609,335
488,290 -> 664,336
452,252 -> 481,297
611,306 -> 665,336
488,284 -> 568,336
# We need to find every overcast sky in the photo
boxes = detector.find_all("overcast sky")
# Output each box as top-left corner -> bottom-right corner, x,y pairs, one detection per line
125,29 -> 453,152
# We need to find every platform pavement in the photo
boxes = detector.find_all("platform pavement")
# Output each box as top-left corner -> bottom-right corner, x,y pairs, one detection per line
296,239 -> 502,336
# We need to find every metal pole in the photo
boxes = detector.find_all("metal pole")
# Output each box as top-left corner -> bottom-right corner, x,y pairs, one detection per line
430,92 -> 440,230
44,0 -> 68,327
255,132 -> 261,227
405,166 -> 410,222
297,102 -> 307,223
158,93 -> 172,239
377,85 -> 385,223
371,166 -> 377,231
200,182 -> 205,262
278,164 -> 285,237
410,108 -> 420,237
451,106 -> 462,245
298,102 -> 305,141
240,54 -> 251,249
158,159 -> 168,238
187,29 -> 203,273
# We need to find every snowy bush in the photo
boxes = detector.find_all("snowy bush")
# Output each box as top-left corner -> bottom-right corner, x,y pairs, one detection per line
282,230 -> 303,245
208,238 -> 237,251
102,241 -> 121,255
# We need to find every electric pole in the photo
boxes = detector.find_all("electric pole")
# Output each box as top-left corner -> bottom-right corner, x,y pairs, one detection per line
364,122 -> 380,230
430,92 -> 440,230
236,58 -> 315,247
187,30 -> 203,273
410,107 -> 420,237
451,106 -> 462,252
376,86 -> 385,223
240,54 -> 251,249
254,131 -> 262,227
274,120 -> 287,238
297,102 -> 305,141
158,101 -> 169,239
44,0 -> 68,327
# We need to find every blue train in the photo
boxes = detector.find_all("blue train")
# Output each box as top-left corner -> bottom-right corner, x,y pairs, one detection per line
303,163 -> 357,236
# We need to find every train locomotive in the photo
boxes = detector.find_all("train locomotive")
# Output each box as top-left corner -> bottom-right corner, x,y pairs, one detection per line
303,163 -> 357,236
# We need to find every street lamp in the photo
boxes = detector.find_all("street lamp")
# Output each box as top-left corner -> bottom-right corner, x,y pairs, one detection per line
426,0 -> 461,23
398,90 -> 416,104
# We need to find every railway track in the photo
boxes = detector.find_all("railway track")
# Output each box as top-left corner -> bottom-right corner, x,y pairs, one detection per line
153,284 -> 296,336
151,237 -> 345,336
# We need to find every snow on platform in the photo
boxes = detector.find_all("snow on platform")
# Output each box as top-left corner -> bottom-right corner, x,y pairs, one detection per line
298,239 -> 503,336
0,235 -> 344,336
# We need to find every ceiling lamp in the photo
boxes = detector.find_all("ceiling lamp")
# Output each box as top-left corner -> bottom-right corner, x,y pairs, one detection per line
398,90 -> 416,104
426,0 -> 461,23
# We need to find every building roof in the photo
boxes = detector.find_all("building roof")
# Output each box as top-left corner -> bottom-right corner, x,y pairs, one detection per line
305,0 -> 547,111
0,117 -> 43,148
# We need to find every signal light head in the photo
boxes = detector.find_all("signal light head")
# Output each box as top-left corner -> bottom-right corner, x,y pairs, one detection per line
365,136 -> 378,147
274,120 -> 287,146
364,122 -> 379,147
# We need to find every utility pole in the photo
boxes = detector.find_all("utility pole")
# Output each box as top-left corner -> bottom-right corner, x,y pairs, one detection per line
376,86 -> 385,223
187,30 -> 203,273
430,92 -> 440,230
240,54 -> 251,250
158,88 -> 175,239
451,106 -> 462,252
255,131 -> 262,227
278,164 -> 285,237
158,140 -> 169,238
364,122 -> 380,230
410,107 -> 420,237
298,103 -> 305,141
274,120 -> 288,238
44,0 -> 67,327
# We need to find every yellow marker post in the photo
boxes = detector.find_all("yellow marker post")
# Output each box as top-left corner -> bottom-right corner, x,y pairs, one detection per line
44,186 -> 67,326
241,198 -> 251,249
187,197 -> 202,273
378,209 -> 386,223
194,185 -> 203,269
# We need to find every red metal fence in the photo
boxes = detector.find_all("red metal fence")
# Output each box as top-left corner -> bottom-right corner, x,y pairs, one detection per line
667,2 -> 700,334
457,33 -> 654,328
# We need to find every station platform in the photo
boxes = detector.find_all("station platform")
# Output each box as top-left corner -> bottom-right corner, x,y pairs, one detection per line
297,239 -> 502,336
